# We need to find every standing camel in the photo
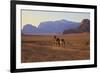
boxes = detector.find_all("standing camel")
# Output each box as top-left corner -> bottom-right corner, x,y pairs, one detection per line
53,36 -> 60,46
60,39 -> 65,47
53,36 -> 65,47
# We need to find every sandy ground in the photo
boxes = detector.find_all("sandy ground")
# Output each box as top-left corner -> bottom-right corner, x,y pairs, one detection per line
21,33 -> 90,63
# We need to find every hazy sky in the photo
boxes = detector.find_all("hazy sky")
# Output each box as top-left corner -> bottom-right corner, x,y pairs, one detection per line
22,10 -> 90,28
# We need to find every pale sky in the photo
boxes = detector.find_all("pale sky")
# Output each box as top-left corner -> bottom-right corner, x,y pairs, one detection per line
22,10 -> 90,28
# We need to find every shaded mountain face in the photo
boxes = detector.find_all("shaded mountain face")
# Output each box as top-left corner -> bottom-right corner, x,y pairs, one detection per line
22,24 -> 38,35
38,19 -> 79,33
63,19 -> 90,34
22,19 -> 79,35
79,19 -> 90,32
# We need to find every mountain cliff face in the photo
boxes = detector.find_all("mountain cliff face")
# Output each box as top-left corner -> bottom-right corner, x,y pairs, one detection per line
22,19 -> 79,35
79,19 -> 90,32
22,24 -> 38,35
38,19 -> 79,33
63,19 -> 90,34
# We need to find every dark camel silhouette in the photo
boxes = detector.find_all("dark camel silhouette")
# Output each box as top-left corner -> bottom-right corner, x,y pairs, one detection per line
53,36 -> 65,47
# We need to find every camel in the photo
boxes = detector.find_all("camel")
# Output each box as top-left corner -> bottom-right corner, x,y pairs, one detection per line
60,39 -> 65,47
53,36 -> 65,47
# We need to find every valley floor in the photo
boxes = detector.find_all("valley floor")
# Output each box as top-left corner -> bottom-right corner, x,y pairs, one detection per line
21,33 -> 90,63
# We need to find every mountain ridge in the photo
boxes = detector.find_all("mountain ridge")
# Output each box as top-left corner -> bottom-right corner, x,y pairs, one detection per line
22,19 -> 80,35
63,19 -> 90,34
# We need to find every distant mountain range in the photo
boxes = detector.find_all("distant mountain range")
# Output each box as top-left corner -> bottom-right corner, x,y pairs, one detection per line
63,19 -> 90,34
22,19 -> 80,35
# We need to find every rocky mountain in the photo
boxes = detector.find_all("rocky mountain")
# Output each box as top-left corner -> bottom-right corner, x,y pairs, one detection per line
22,19 -> 80,35
79,19 -> 90,32
63,19 -> 90,34
22,24 -> 38,35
